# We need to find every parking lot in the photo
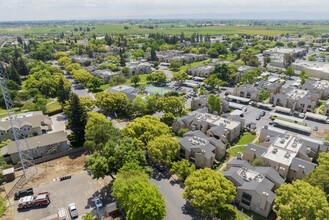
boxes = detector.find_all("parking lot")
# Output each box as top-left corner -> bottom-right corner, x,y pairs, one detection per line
14,172 -> 113,220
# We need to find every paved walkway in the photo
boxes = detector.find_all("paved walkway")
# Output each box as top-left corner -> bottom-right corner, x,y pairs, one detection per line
218,134 -> 259,171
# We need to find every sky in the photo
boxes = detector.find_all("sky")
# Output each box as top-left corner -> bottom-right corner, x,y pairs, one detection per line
1,0 -> 329,21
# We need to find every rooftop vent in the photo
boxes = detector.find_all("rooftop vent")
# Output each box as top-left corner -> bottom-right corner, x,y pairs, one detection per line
280,138 -> 285,144
272,148 -> 278,154
284,152 -> 290,159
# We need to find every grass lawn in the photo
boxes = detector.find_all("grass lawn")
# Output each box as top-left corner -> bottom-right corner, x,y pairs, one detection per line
225,53 -> 237,61
179,59 -> 212,72
100,83 -> 111,91
0,110 -> 26,118
46,101 -> 62,112
232,132 -> 257,146
228,146 -> 247,157
125,74 -> 150,84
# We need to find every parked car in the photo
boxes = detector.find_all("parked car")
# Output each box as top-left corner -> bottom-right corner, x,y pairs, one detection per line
299,113 -> 305,119
313,126 -> 318,131
269,121 -> 274,125
155,163 -> 165,172
94,197 -> 103,209
256,115 -> 261,120
15,188 -> 34,200
68,203 -> 78,218
242,107 -> 248,112
260,111 -> 266,117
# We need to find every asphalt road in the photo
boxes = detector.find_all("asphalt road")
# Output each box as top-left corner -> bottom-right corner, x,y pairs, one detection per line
151,168 -> 204,220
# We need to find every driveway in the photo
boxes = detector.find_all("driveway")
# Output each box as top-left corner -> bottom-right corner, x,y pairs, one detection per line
14,172 -> 113,220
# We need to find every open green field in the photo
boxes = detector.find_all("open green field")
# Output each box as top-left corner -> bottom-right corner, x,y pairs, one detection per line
228,146 -> 247,157
231,132 -> 257,146
2,22 -> 329,36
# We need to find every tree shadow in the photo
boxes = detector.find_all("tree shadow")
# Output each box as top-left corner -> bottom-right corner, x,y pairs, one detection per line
181,201 -> 210,220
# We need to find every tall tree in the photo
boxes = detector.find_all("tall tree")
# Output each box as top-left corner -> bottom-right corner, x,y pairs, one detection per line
65,93 -> 87,141
283,54 -> 296,68
147,135 -> 180,166
304,152 -> 329,196
274,180 -> 329,220
170,159 -> 195,181
150,47 -> 157,61
183,168 -> 236,218
57,78 -> 70,104
112,164 -> 166,220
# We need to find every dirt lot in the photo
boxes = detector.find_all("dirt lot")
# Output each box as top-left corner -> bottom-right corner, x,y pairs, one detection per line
1,151 -> 89,220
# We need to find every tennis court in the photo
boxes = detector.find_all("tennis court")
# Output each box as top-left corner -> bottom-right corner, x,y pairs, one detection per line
145,85 -> 175,96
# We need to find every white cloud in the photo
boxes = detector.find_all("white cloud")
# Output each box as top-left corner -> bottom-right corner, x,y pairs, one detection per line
0,0 -> 329,20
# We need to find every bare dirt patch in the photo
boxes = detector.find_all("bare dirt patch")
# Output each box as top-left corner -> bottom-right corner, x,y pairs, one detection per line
23,151 -> 88,188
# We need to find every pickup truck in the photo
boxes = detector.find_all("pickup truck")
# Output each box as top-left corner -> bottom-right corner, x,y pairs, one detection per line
18,192 -> 50,209
14,188 -> 34,200
68,203 -> 78,218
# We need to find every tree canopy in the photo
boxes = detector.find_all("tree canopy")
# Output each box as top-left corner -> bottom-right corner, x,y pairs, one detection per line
156,96 -> 184,116
123,115 -> 171,148
112,164 -> 166,220
146,71 -> 167,84
170,159 -> 195,181
183,168 -> 236,218
274,180 -> 329,220
96,91 -> 133,117
147,134 -> 180,166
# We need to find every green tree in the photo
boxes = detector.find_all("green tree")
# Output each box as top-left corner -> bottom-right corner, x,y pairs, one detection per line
259,89 -> 269,101
300,69 -> 310,85
304,152 -> 329,195
0,195 -> 7,217
263,56 -> 271,67
169,59 -> 181,71
150,48 -> 157,61
161,112 -> 175,126
285,66 -> 295,77
131,75 -> 141,87
240,69 -> 259,84
146,71 -> 167,84
65,63 -> 81,74
156,96 -> 184,116
274,180 -> 329,220
79,97 -> 96,111
57,78 -> 70,104
283,54 -> 296,68
87,77 -> 103,91
86,139 -> 146,179
96,92 -> 133,117
204,74 -> 223,91
54,52 -> 67,60
58,57 -> 72,66
72,69 -> 93,86
170,159 -> 195,181
121,66 -> 130,78
132,49 -> 145,59
112,164 -> 166,220
183,168 -> 236,218
193,86 -> 198,93
123,115 -> 170,148
133,96 -> 148,115
147,135 -> 180,166
82,213 -> 93,220
172,71 -> 189,84
145,94 -> 158,113
251,157 -> 265,167
65,93 -> 87,141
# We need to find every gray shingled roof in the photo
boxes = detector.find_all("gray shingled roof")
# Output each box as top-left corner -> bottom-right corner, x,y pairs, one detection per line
244,143 -> 268,158
254,167 -> 285,186
0,112 -> 51,131
238,178 -> 276,204
5,131 -> 68,155
227,158 -> 254,170
290,157 -> 316,174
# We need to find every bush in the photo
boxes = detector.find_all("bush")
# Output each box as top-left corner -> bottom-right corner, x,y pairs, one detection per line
178,128 -> 189,137
250,129 -> 256,135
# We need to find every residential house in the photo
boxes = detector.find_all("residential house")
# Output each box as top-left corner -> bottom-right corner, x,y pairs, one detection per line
179,130 -> 226,168
269,88 -> 319,113
233,85 -> 260,101
172,110 -> 244,143
108,85 -> 139,101
242,129 -> 323,181
222,158 -> 285,217
0,112 -> 52,142
190,95 -> 229,113
300,79 -> 329,100
1,131 -> 70,164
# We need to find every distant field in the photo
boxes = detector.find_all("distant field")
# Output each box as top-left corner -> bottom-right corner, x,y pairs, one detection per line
1,22 -> 329,36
